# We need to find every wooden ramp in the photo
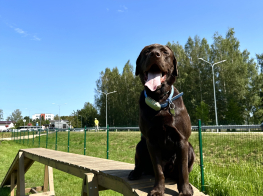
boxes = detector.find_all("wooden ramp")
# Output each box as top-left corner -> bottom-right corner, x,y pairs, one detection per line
1,148 -> 206,196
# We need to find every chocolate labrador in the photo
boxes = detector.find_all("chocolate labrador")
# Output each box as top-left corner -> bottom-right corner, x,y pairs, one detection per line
128,44 -> 195,196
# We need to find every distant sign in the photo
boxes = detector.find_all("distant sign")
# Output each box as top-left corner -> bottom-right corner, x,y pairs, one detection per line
36,123 -> 38,126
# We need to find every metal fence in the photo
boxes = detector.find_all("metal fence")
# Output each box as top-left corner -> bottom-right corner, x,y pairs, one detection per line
191,123 -> 263,195
8,123 -> 263,196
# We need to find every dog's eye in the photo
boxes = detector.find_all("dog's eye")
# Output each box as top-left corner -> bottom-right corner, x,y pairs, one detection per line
163,51 -> 169,54
145,50 -> 150,55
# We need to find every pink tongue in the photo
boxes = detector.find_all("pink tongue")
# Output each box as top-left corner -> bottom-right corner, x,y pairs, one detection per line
145,72 -> 161,91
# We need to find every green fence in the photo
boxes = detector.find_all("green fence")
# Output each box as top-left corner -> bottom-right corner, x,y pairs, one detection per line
189,123 -> 263,196
9,123 -> 263,196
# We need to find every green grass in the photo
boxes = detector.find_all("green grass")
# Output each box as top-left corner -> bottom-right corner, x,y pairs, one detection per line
1,131 -> 263,196
0,132 -> 13,139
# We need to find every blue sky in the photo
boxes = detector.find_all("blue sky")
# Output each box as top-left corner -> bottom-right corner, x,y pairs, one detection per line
1,0 -> 262,119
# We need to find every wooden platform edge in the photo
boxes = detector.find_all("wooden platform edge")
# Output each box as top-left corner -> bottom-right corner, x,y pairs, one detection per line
1,148 -> 207,196
0,151 -> 19,188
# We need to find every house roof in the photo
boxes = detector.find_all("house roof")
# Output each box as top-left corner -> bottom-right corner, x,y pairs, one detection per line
0,121 -> 14,125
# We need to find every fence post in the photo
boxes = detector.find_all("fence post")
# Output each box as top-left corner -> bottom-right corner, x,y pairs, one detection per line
20,131 -> 21,144
23,131 -> 25,145
107,125 -> 109,159
33,130 -> 34,146
84,126 -> 86,155
27,130 -> 29,145
39,129 -> 41,147
46,129 -> 49,149
198,119 -> 205,192
68,128 -> 70,152
55,129 -> 58,151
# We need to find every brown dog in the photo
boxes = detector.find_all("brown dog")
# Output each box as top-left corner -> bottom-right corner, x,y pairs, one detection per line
128,44 -> 195,196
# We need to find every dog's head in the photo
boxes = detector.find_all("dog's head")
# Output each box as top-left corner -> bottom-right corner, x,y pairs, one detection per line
136,44 -> 178,94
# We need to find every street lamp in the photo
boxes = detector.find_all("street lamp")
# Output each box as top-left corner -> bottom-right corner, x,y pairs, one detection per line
198,58 -> 226,129
23,119 -> 26,128
96,90 -> 117,128
52,103 -> 67,129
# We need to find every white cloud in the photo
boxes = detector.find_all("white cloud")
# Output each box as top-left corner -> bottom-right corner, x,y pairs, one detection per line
117,5 -> 128,13
15,28 -> 26,35
32,35 -> 41,41
3,19 -> 40,41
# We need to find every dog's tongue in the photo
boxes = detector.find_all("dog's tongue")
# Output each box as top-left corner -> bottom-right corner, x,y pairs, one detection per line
145,72 -> 161,91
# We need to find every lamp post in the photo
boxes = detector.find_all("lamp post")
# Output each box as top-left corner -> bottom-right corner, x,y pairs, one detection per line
52,103 -> 67,129
23,119 -> 26,128
198,58 -> 226,130
96,90 -> 117,128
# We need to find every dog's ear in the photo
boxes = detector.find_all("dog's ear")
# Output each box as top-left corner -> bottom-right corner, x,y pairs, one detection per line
135,53 -> 142,76
166,46 -> 178,77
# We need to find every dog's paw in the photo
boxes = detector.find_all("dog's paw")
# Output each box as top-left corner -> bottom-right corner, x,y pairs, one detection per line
128,170 -> 141,180
178,184 -> 193,196
147,186 -> 165,196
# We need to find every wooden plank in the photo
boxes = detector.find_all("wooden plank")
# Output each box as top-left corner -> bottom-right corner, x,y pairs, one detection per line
10,172 -> 16,196
17,152 -> 26,196
48,166 -> 55,194
43,165 -> 49,192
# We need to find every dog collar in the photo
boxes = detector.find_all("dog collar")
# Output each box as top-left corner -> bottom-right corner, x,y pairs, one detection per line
144,87 -> 183,111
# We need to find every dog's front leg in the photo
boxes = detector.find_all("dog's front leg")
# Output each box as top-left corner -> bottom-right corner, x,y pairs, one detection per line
146,140 -> 165,196
177,140 -> 193,196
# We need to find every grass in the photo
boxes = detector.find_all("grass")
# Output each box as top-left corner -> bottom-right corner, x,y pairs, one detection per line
0,132 -> 13,139
1,131 -> 263,196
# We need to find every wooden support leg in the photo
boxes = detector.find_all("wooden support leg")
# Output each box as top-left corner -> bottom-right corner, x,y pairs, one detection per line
43,165 -> 49,192
81,173 -> 99,196
10,172 -> 16,196
17,152 -> 26,196
43,165 -> 55,195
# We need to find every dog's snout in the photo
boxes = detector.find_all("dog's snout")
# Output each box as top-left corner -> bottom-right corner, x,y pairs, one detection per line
151,50 -> 161,58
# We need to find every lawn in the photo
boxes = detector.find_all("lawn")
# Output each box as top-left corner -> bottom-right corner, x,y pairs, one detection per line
1,131 -> 262,196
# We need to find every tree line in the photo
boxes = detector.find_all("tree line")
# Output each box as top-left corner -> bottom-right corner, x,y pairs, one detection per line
95,28 -> 263,126
2,28 -> 262,127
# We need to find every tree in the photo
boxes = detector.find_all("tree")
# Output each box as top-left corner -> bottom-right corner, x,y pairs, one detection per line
194,101 -> 210,125
7,109 -> 23,122
167,28 -> 259,125
93,28 -> 260,125
256,53 -> 263,74
78,102 -> 98,127
95,61 -> 142,127
54,114 -> 59,120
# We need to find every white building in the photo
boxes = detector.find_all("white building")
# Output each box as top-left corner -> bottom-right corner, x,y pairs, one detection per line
0,121 -> 15,131
32,113 -> 54,121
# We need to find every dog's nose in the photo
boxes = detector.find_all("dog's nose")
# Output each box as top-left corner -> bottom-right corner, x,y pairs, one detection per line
151,50 -> 161,58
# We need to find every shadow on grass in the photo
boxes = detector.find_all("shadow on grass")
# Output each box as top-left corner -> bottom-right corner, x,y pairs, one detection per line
0,187 -> 10,196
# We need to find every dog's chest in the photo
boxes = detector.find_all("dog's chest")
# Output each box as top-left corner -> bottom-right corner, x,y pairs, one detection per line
146,111 -> 179,149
